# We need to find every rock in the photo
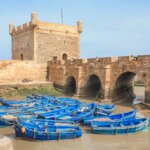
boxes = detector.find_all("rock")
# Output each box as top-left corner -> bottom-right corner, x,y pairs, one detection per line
0,136 -> 13,150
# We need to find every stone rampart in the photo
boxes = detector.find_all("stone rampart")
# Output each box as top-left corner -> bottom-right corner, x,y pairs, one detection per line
0,60 -> 47,83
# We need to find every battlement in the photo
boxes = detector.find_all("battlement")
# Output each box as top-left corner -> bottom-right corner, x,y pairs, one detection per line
9,12 -> 83,36
117,56 -> 135,62
48,55 -> 150,67
48,57 -> 117,67
10,12 -> 82,63
137,55 -> 150,62
9,21 -> 34,35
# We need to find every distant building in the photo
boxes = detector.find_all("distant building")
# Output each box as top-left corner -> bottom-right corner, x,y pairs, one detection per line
9,12 -> 83,63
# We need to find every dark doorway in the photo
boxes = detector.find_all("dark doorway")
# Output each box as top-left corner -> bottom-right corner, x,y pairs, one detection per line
65,76 -> 76,96
53,56 -> 57,61
62,53 -> 68,60
113,72 -> 136,100
83,74 -> 101,99
20,54 -> 24,60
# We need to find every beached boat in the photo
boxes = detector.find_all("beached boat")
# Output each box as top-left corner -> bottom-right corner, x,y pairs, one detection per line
0,114 -> 34,127
91,118 -> 149,134
96,104 -> 116,116
15,118 -> 82,140
57,103 -> 97,123
84,110 -> 136,126
0,98 -> 37,107
38,104 -> 81,119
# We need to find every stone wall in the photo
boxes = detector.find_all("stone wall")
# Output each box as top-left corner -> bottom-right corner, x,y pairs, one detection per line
12,30 -> 34,60
35,30 -> 80,63
0,60 -> 47,83
10,13 -> 82,63
48,55 -> 150,103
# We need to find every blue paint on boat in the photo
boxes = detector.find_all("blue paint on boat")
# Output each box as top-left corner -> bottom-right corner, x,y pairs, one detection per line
15,118 -> 82,140
84,110 -> 136,126
96,104 -> 116,116
91,118 -> 150,134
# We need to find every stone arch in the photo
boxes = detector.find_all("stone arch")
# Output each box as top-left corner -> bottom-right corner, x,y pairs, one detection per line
62,53 -> 68,60
64,76 -> 76,96
113,71 -> 137,100
82,74 -> 102,99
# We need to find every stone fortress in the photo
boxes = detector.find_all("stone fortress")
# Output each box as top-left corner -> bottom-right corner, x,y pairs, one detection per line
9,12 -> 82,63
0,12 -> 150,103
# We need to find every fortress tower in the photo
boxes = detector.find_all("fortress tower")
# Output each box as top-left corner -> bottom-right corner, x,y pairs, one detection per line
9,12 -> 83,63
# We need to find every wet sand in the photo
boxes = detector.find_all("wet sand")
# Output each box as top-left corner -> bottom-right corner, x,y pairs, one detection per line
0,86 -> 150,150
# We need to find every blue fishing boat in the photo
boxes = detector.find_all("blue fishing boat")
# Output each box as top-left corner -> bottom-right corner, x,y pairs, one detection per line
57,103 -> 96,123
84,110 -> 136,126
15,118 -> 82,140
18,117 -> 75,125
96,104 -> 116,116
0,114 -> 34,127
38,104 -> 81,119
57,97 -> 81,106
91,118 -> 149,134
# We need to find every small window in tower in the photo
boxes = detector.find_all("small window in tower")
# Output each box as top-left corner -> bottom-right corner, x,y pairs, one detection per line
53,56 -> 57,61
64,40 -> 65,44
20,54 -> 24,60
62,53 -> 68,60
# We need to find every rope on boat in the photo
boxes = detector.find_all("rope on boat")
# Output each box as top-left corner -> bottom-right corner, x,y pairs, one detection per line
57,131 -> 60,140
45,128 -> 49,139
122,112 -> 124,120
114,127 -> 117,134
73,130 -> 76,139
126,126 -> 129,134
34,128 -> 36,139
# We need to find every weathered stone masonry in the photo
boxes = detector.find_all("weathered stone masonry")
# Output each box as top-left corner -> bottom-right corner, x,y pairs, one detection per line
0,61 -> 47,83
9,12 -> 82,63
48,55 -> 150,103
1,12 -> 149,103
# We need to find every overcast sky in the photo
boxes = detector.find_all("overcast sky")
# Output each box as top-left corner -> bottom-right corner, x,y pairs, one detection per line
0,0 -> 150,60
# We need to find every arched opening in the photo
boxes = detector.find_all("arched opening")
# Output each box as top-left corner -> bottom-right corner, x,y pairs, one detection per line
113,72 -> 137,101
83,74 -> 102,99
20,54 -> 24,60
62,53 -> 68,60
113,72 -> 145,100
65,76 -> 76,96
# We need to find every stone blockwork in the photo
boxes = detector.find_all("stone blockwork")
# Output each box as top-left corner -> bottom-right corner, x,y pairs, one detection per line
4,12 -> 150,104
10,13 -> 82,63
0,60 -> 47,83
48,55 -> 150,103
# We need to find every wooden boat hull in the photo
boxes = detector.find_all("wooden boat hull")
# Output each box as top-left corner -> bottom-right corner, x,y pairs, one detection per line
15,125 -> 82,140
92,118 -> 149,134
96,104 -> 116,116
57,103 -> 96,123
0,119 -> 14,127
84,110 -> 136,126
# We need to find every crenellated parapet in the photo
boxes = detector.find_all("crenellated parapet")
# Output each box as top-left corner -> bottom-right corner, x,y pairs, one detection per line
10,12 -> 82,63
9,12 -> 39,35
48,55 -> 150,68
77,20 -> 83,33
48,54 -> 150,103
9,12 -> 83,36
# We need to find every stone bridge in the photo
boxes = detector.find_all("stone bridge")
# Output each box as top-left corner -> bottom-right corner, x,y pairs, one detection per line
48,55 -> 150,103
